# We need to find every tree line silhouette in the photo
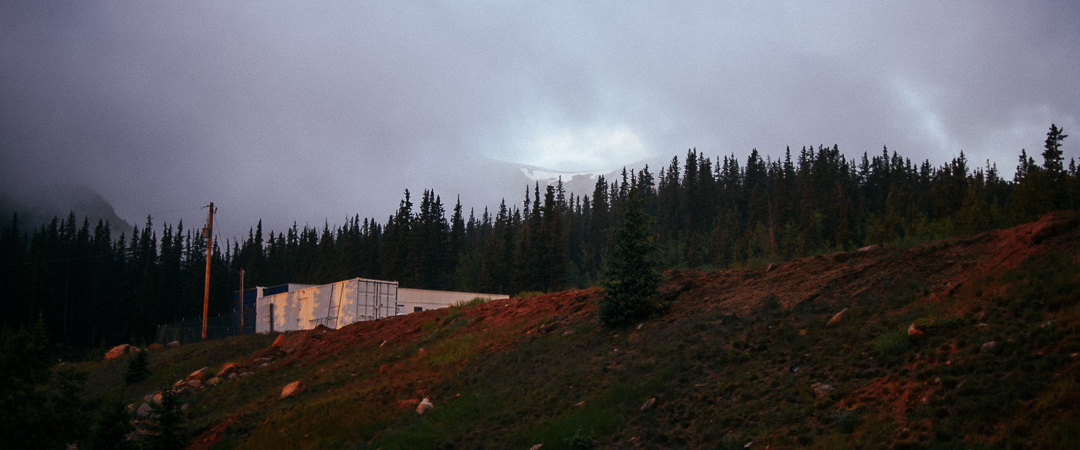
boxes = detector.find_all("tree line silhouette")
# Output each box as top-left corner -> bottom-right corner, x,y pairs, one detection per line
1,125 -> 1075,349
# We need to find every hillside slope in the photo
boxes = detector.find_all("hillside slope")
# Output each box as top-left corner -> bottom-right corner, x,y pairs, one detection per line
0,182 -> 134,238
81,212 -> 1080,449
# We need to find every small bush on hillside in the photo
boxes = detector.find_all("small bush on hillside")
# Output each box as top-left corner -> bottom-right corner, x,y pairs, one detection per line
912,316 -> 967,332
452,297 -> 489,309
565,428 -> 596,450
141,388 -> 186,450
875,329 -> 915,359
124,350 -> 151,384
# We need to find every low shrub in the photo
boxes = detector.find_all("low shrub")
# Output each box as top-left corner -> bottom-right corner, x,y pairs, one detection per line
875,329 -> 915,359
566,427 -> 596,450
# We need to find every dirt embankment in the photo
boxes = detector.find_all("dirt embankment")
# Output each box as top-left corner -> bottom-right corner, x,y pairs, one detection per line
660,210 -> 1079,319
255,210 -> 1079,372
187,211 -> 1079,449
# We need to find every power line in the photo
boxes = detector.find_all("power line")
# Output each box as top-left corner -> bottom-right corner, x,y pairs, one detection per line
0,248 -> 149,267
137,204 -> 207,219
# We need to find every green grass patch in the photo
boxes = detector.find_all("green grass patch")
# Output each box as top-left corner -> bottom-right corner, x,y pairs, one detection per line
425,333 -> 480,366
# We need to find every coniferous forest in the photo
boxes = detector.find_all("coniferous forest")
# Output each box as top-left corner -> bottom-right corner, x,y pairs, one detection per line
2,125 -> 1077,351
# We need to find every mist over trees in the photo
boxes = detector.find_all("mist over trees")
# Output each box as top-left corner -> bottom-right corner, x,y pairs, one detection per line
1,125 -> 1077,349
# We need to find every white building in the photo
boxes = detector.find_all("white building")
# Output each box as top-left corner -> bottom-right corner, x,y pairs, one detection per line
253,278 -> 508,333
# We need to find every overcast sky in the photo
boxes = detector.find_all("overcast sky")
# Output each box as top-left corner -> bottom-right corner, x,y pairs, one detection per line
2,1 -> 1078,240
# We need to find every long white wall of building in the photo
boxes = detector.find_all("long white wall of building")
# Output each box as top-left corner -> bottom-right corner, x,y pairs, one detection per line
253,279 -> 509,334
396,288 -> 510,313
255,278 -> 397,333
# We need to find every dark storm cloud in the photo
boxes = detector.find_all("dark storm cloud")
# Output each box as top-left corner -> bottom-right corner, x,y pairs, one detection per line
2,1 -> 1078,239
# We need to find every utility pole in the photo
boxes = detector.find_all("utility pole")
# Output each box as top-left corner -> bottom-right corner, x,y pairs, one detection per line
202,202 -> 216,340
238,268 -> 244,334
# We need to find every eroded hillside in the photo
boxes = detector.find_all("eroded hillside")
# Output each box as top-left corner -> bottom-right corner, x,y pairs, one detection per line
81,211 -> 1080,449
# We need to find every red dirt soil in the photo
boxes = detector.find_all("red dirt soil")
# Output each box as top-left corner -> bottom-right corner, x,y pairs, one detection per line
187,211 -> 1079,449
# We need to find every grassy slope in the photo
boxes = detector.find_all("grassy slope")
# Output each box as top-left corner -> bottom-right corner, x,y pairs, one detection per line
76,214 -> 1080,449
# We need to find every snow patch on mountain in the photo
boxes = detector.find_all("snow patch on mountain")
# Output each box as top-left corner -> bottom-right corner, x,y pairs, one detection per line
518,167 -> 609,184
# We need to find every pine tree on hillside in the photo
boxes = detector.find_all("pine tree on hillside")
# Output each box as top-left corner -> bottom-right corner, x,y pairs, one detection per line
1043,124 -> 1069,209
1043,124 -> 1068,176
599,187 -> 662,327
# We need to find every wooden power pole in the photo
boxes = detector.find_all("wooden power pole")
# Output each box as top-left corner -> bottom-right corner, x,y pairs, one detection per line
202,202 -> 216,340
238,268 -> 245,334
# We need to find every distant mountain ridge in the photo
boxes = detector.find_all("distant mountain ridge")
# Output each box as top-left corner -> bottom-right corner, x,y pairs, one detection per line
0,183 -> 134,239
482,153 -> 676,204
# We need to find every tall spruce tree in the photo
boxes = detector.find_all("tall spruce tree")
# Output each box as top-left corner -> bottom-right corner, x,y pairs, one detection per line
599,186 -> 662,327
1043,124 -> 1068,175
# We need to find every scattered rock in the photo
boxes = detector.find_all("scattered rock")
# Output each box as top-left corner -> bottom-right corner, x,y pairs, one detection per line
152,392 -> 163,404
147,343 -> 165,351
271,334 -> 285,350
186,367 -> 212,382
826,308 -> 849,327
529,445 -> 543,450
281,381 -> 305,399
136,403 -> 152,418
104,344 -> 130,361
744,440 -> 754,449
640,397 -> 656,411
187,379 -> 203,390
858,244 -> 879,252
228,373 -> 238,381
166,340 -> 180,349
1031,211 -> 1078,245
981,341 -> 997,352
417,348 -> 427,358
396,399 -> 420,411
216,362 -> 243,378
174,384 -> 198,396
907,323 -> 926,341
812,383 -> 835,397
416,397 -> 435,415
379,364 -> 390,375
253,357 -> 273,365
205,377 -> 221,386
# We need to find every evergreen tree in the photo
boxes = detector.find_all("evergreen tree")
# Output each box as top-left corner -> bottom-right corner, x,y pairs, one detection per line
88,401 -> 135,450
540,185 -> 566,291
1043,124 -> 1068,175
599,187 -> 662,327
1043,124 -> 1069,209
123,349 -> 151,384
141,388 -> 186,450
0,317 -> 91,449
